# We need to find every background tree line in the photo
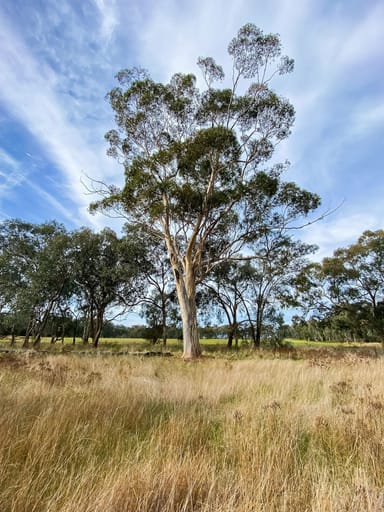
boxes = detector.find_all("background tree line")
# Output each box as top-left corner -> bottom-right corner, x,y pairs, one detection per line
1,219 -> 383,347
0,219 -> 171,348
292,230 -> 384,345
0,217 -> 315,348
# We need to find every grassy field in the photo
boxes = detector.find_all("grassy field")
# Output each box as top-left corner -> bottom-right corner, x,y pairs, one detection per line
1,335 -> 381,353
0,347 -> 383,511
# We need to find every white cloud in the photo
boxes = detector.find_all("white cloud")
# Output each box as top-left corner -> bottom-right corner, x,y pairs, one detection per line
24,180 -> 81,226
0,148 -> 20,170
348,101 -> 384,139
301,211 -> 383,261
93,0 -> 119,43
0,148 -> 72,225
336,3 -> 384,69
135,0 -> 277,80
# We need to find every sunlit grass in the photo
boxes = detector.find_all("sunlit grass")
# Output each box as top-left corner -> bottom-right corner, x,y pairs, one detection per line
0,350 -> 383,511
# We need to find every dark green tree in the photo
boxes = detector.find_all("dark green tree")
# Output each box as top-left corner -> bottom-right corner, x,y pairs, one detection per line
0,219 -> 31,343
72,227 -> 145,347
244,234 -> 316,347
295,230 -> 384,344
0,219 -> 73,347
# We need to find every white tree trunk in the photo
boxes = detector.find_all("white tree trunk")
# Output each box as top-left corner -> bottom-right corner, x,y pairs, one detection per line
174,270 -> 202,359
163,222 -> 202,359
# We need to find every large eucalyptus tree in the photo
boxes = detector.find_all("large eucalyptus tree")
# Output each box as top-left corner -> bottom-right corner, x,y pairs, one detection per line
93,24 -> 320,358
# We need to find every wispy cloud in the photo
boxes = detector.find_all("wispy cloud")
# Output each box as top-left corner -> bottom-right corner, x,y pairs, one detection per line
0,5 -> 122,226
336,2 -> 384,69
0,148 -> 27,196
24,180 -> 81,226
300,212 -> 382,261
0,146 -> 82,226
93,0 -> 119,43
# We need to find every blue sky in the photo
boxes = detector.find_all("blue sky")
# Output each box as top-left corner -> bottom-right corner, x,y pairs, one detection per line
0,0 -> 383,260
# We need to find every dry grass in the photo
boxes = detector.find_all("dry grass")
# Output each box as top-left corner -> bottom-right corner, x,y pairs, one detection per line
0,351 -> 383,511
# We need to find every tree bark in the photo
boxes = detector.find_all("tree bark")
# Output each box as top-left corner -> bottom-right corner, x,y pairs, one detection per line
22,334 -> 30,348
227,323 -> 238,349
82,307 -> 90,344
227,330 -> 233,348
242,299 -> 257,347
253,300 -> 264,349
174,271 -> 201,359
10,325 -> 15,347
82,321 -> 89,344
72,319 -> 77,345
23,318 -> 35,348
33,305 -> 53,347
164,225 -> 202,359
254,322 -> 261,348
161,300 -> 167,346
50,322 -> 57,344
92,308 -> 104,348
60,325 -> 65,344
248,321 -> 256,347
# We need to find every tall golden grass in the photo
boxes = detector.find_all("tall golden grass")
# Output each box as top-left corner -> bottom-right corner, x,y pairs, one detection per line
0,351 -> 383,511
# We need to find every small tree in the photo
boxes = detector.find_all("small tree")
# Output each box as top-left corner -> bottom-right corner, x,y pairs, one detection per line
202,261 -> 249,348
244,234 -> 317,347
72,227 -> 145,347
93,24 -> 320,358
295,230 -> 384,344
124,225 -> 176,346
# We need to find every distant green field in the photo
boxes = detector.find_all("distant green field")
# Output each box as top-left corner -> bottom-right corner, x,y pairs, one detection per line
284,338 -> 377,348
0,336 -> 381,353
0,336 -> 230,353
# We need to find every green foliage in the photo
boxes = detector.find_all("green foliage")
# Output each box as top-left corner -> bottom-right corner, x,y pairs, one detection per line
0,220 -> 74,344
0,220 -> 150,346
94,23 -> 319,258
295,230 -> 384,343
